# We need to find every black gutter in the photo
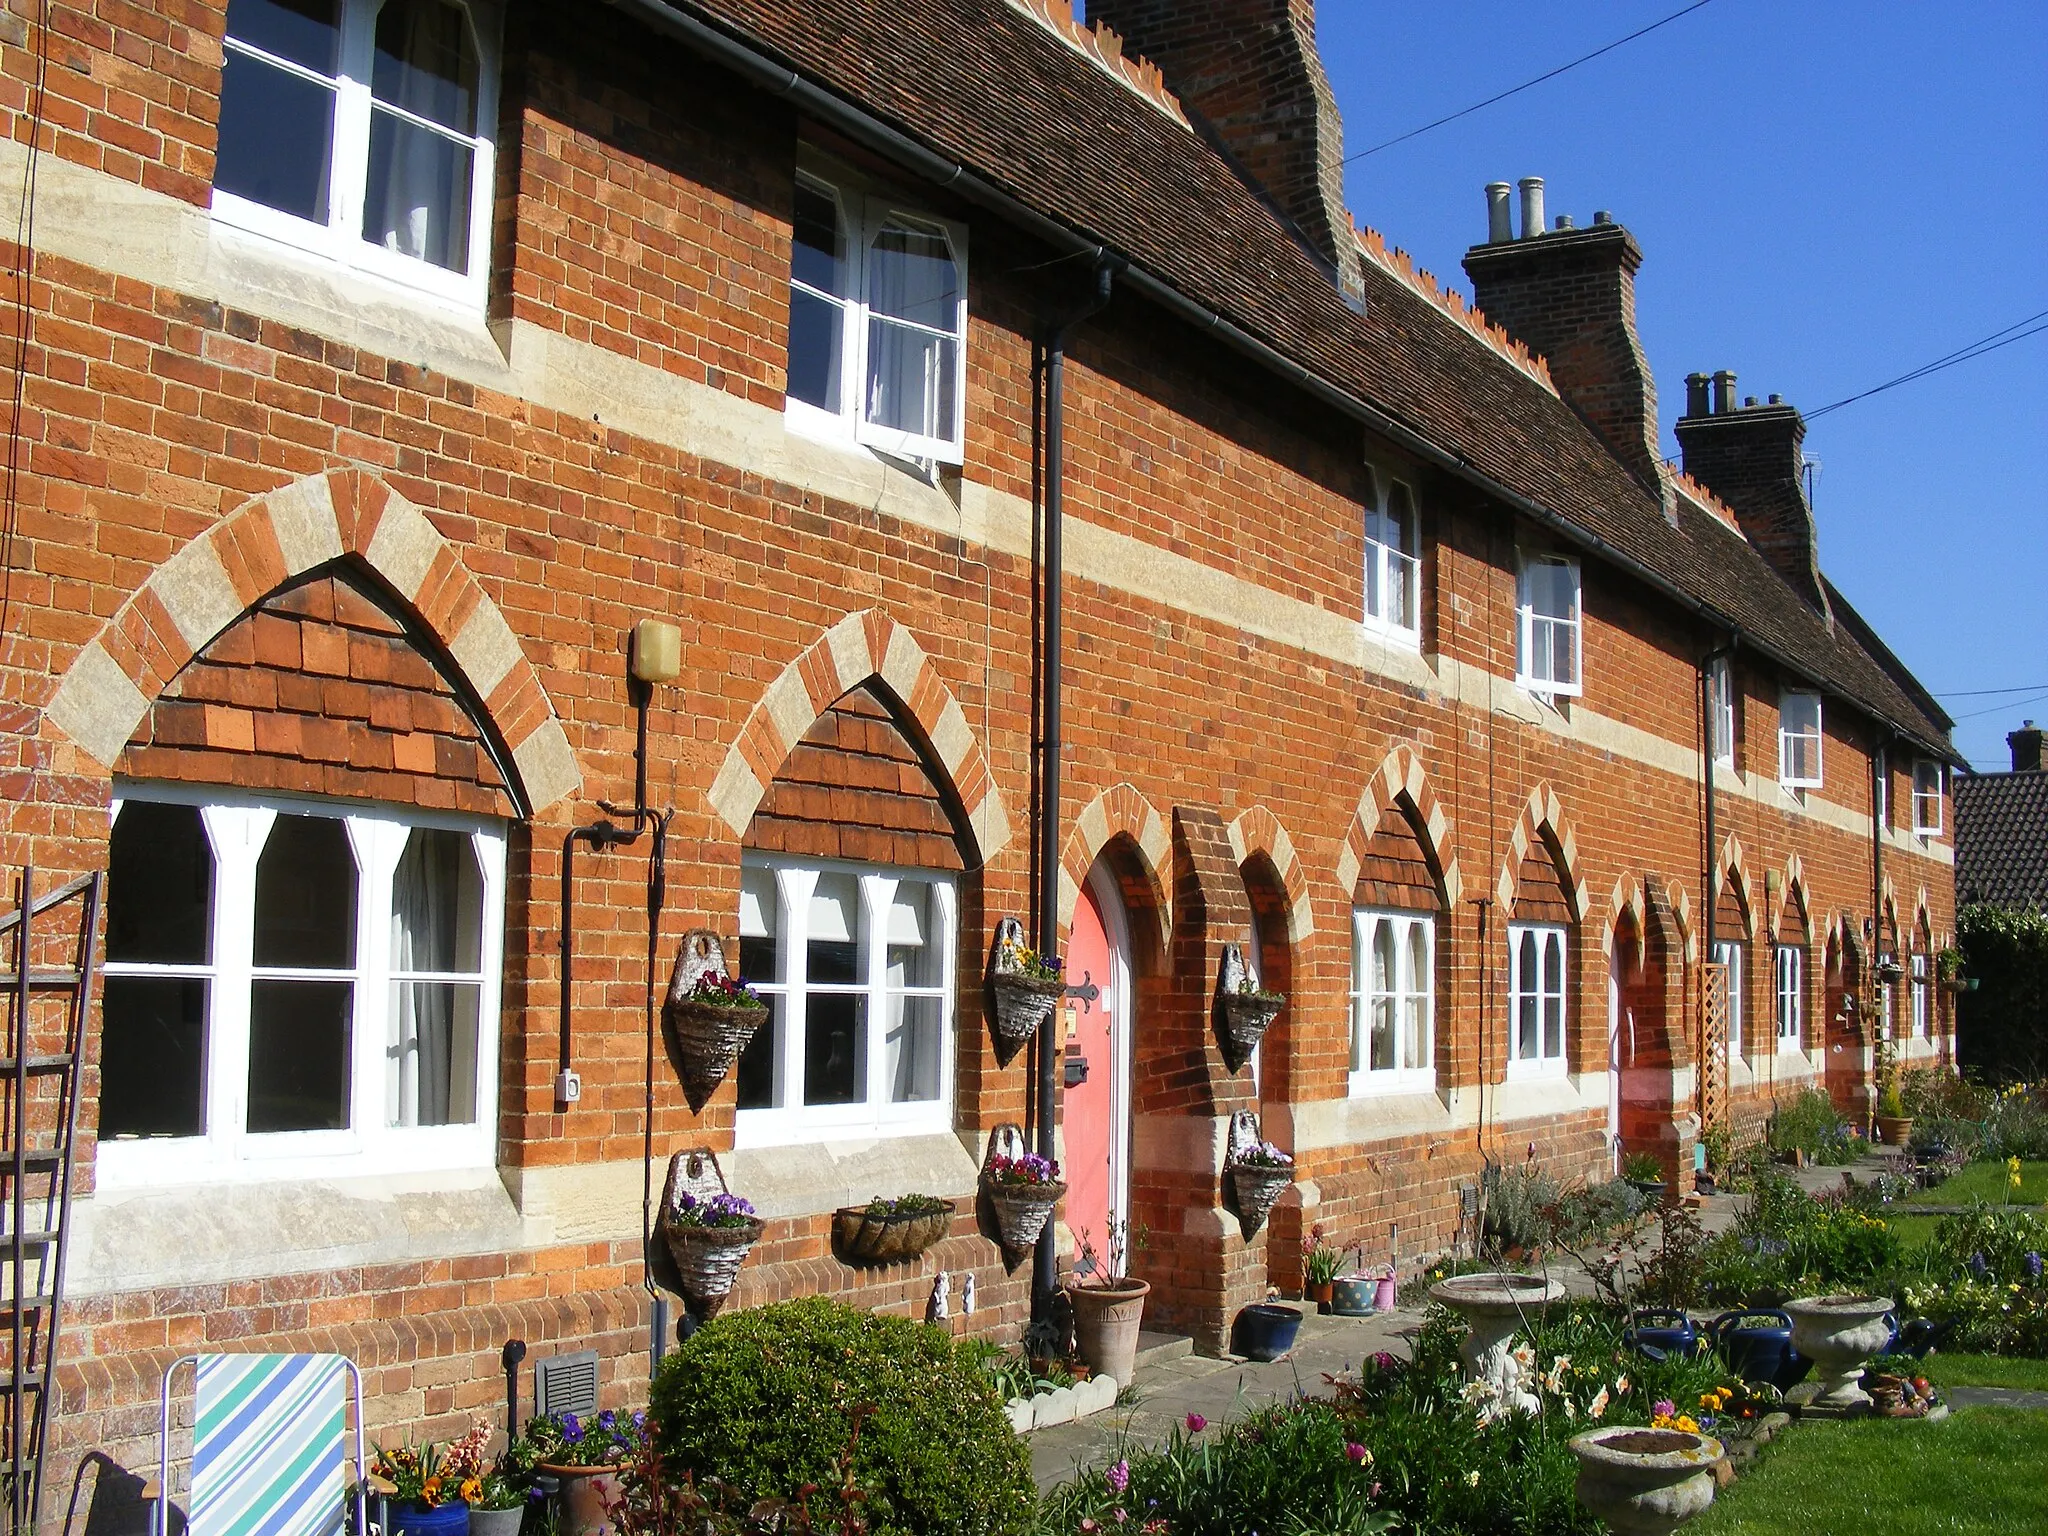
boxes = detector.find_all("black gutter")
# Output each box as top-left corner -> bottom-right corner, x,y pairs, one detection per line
599,0 -> 1950,761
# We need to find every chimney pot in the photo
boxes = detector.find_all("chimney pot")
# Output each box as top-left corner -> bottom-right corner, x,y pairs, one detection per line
1745,395 -> 1759,408
1593,209 -> 1613,225
1554,214 -> 1574,230
1711,370 -> 1737,414
1485,181 -> 1513,243
2011,721 -> 2045,773
1768,393 -> 1783,405
1518,176 -> 1545,240
1685,373 -> 1711,418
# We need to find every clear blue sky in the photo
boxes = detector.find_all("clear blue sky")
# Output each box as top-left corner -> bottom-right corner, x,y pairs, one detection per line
1312,1 -> 2047,771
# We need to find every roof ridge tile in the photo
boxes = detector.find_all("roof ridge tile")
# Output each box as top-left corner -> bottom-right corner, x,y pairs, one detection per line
1351,216 -> 1555,392
1005,0 -> 1191,128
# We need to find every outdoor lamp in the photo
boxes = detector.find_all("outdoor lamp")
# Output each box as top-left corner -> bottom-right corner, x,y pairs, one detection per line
631,617 -> 683,685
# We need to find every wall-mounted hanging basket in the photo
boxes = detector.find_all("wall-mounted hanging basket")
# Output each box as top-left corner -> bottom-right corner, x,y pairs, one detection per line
986,917 -> 1066,1063
659,1148 -> 763,1317
832,1196 -> 954,1264
980,1121 -> 1065,1255
1223,1108 -> 1294,1238
662,929 -> 767,1112
1215,943 -> 1285,1072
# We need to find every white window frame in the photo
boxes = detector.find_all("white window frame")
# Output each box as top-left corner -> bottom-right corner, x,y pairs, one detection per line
733,853 -> 957,1149
1912,759 -> 1944,836
1910,951 -> 1929,1039
1361,468 -> 1422,647
211,0 -> 501,309
1715,937 -> 1745,1058
1775,943 -> 1804,1052
1515,552 -> 1583,698
96,786 -> 505,1189
1875,749 -> 1891,830
1505,922 -> 1569,1078
1778,690 -> 1824,789
1348,908 -> 1434,1095
1709,655 -> 1736,768
783,170 -> 969,465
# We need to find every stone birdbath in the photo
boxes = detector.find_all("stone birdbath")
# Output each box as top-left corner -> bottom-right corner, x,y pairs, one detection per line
1429,1270 -> 1564,1414
1784,1294 -> 1896,1411
1570,1425 -> 1726,1535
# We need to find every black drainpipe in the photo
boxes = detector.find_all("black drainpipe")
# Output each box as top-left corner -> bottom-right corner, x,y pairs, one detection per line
1035,257 -> 1118,1322
1699,636 -> 1736,1086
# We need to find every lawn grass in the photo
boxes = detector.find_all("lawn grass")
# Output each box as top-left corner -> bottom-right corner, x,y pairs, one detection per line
1918,1352 -> 2048,1391
1691,1407 -> 2048,1535
1904,1160 -> 2048,1205
1885,1211 -> 1944,1252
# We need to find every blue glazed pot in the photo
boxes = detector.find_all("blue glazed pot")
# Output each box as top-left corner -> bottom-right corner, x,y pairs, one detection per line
391,1503 -> 471,1536
1713,1308 -> 1810,1390
1331,1276 -> 1376,1316
1624,1308 -> 1698,1360
1232,1302 -> 1304,1362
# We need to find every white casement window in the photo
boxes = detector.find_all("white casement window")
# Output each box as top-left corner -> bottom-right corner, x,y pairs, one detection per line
1715,938 -> 1744,1057
212,0 -> 500,306
1709,655 -> 1736,768
1775,944 -> 1803,1050
1348,909 -> 1434,1093
785,172 -> 968,464
1875,750 -> 1891,829
732,855 -> 956,1146
1778,690 -> 1823,788
1516,554 -> 1582,697
1506,923 -> 1568,1075
97,790 -> 505,1187
1910,952 -> 1929,1038
1912,760 -> 1944,835
1362,470 -> 1421,643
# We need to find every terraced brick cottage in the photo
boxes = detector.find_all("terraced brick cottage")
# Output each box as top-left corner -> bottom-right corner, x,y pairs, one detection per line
0,0 -> 1957,1521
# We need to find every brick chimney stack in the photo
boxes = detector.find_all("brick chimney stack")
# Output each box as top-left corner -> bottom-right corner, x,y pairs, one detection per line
1084,0 -> 1362,296
1460,189 -> 1663,498
1673,377 -> 1832,618
2012,720 -> 2044,773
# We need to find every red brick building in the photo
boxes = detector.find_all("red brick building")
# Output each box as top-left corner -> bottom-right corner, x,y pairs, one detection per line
0,0 -> 1956,1520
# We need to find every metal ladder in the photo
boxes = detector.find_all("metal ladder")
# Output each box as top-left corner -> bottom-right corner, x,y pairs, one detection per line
1,869 -> 102,1536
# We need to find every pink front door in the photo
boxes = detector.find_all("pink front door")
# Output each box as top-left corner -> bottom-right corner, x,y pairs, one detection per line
1063,877 -> 1118,1268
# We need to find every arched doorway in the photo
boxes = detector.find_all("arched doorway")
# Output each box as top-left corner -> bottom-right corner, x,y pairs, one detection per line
1063,859 -> 1133,1271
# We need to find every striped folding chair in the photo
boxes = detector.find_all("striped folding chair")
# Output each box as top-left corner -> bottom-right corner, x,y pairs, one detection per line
157,1354 -> 367,1536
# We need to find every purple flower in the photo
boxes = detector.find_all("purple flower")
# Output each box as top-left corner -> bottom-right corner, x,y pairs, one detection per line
1184,1413 -> 1207,1433
1106,1460 -> 1129,1494
597,1410 -> 616,1430
2026,1252 -> 2043,1281
562,1413 -> 584,1443
1970,1252 -> 1990,1280
1652,1399 -> 1675,1419
1345,1442 -> 1369,1463
631,1410 -> 646,1430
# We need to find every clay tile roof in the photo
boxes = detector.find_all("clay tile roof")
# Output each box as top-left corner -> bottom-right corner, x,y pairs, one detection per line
666,0 -> 1952,755
1955,771 -> 2048,910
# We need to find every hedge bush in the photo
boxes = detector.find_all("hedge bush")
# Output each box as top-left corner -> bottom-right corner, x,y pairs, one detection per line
648,1296 -> 1034,1536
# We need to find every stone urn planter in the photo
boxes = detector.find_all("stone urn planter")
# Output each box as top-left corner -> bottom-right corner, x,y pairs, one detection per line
1429,1271 -> 1564,1414
1569,1425 -> 1725,1535
540,1464 -> 626,1536
1068,1277 -> 1149,1387
1785,1294 -> 1896,1410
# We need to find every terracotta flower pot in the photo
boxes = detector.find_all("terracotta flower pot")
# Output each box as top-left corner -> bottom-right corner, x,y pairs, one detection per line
1307,1280 -> 1335,1312
539,1465 -> 624,1536
1068,1277 -> 1149,1387
1874,1115 -> 1913,1148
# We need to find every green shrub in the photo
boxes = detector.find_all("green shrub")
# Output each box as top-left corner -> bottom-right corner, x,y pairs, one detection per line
1481,1163 -> 1560,1250
1766,1088 -> 1861,1165
649,1297 -> 1034,1536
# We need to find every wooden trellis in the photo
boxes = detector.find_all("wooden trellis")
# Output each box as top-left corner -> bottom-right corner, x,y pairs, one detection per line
1699,960 -> 1729,1132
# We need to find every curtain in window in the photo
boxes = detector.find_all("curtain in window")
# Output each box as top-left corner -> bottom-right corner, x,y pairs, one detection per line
390,827 -> 454,1126
1403,923 -> 1430,1068
865,222 -> 958,439
363,0 -> 478,272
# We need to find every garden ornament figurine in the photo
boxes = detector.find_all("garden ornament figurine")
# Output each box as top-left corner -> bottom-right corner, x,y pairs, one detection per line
928,1270 -> 950,1323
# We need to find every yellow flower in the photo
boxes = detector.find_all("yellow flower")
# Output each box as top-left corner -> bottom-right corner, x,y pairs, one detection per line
459,1480 -> 482,1505
1465,1470 -> 1481,1488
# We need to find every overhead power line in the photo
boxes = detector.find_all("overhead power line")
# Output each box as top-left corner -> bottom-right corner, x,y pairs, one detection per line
1950,690 -> 2048,723
1806,308 -> 2048,420
1935,683 -> 2048,699
1344,0 -> 1718,164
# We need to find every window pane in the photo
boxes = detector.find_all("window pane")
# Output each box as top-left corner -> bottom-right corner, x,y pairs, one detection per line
371,0 -> 479,134
253,815 -> 357,969
247,978 -> 352,1132
1516,931 -> 1538,1057
886,881 -> 941,988
1529,561 -> 1575,621
803,991 -> 865,1106
1405,925 -> 1430,1069
216,51 -> 336,222
865,317 -> 957,440
868,223 -> 958,329
389,980 -> 479,1125
1386,482 -> 1416,556
227,0 -> 340,71
1363,538 -> 1382,619
1542,932 -> 1565,1058
107,801 -> 212,964
1370,995 -> 1394,1071
885,993 -> 941,1103
792,183 -> 845,296
807,873 -> 860,984
99,977 -> 207,1138
364,110 -> 475,271
734,997 -> 780,1110
390,827 -> 483,974
1387,548 -> 1417,631
788,288 -> 845,412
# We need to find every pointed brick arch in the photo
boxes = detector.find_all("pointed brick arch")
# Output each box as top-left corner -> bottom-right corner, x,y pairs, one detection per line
1606,873 -> 1648,964
1060,782 -> 1172,957
42,469 -> 578,813
1776,855 -> 1813,944
1493,783 -> 1584,921
1335,744 -> 1461,909
707,610 -> 1012,862
1227,805 -> 1313,943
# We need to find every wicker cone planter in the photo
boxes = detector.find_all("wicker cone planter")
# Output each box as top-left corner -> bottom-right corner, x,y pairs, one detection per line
989,972 -> 1065,1059
1217,991 -> 1284,1072
665,997 -> 767,1112
664,1217 -> 765,1316
985,1180 -> 1065,1254
1228,1162 -> 1293,1236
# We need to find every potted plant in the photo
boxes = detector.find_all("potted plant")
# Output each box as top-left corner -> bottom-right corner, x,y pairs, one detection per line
1216,969 -> 1285,1072
662,949 -> 770,1112
832,1192 -> 954,1263
466,1471 -> 531,1536
1874,1077 -> 1913,1148
1622,1150 -> 1669,1206
370,1422 -> 491,1536
663,1189 -> 765,1316
1301,1225 -> 1341,1311
1066,1222 -> 1150,1387
521,1411 -> 645,1536
982,1150 -> 1066,1254
1936,946 -> 1970,994
987,921 -> 1066,1058
1226,1139 -> 1294,1236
